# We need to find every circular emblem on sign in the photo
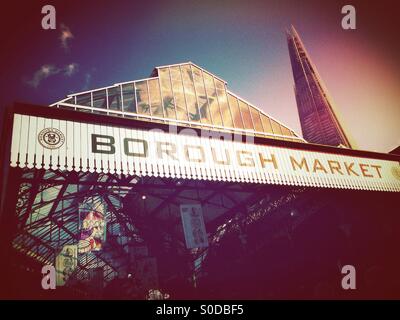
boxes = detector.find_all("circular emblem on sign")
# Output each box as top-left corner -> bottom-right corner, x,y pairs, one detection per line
38,128 -> 65,149
391,166 -> 400,181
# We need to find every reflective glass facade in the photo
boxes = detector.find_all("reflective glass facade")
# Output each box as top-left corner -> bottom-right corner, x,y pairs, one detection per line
287,26 -> 353,147
52,62 -> 303,141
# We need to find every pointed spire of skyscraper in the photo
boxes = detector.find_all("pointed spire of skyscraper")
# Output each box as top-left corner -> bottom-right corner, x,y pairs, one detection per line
286,26 -> 355,148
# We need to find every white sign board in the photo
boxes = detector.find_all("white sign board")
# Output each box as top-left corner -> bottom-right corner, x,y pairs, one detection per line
10,114 -> 400,192
180,204 -> 209,249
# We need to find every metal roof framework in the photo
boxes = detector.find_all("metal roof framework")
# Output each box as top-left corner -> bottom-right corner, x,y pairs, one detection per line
5,163 -> 308,298
1,102 -> 399,298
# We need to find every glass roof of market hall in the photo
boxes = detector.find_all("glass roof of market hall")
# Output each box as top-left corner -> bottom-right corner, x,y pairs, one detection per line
51,62 -> 304,142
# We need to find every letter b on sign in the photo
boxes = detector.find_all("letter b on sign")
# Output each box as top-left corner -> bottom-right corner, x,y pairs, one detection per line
341,265 -> 356,290
92,134 -> 116,154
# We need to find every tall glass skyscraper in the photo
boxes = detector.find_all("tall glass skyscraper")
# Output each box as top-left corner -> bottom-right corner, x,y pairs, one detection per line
286,26 -> 354,148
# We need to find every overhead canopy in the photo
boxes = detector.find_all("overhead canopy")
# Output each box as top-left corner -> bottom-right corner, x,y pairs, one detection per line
1,103 -> 400,299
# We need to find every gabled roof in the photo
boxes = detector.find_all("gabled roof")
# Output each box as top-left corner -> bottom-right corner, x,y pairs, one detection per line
150,61 -> 227,84
51,62 -> 304,142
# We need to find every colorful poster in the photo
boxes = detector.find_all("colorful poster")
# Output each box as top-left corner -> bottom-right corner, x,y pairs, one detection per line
180,204 -> 209,249
78,203 -> 106,254
55,244 -> 78,286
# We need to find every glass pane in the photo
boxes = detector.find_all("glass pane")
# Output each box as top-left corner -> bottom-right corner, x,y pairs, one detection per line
218,90 -> 233,128
204,72 -> 222,126
228,94 -> 244,129
159,68 -> 176,119
170,66 -> 188,121
192,66 -> 211,124
260,114 -> 273,134
108,86 -> 121,111
135,81 -> 150,115
148,79 -> 163,117
181,65 -> 199,122
93,90 -> 107,109
238,100 -> 253,129
214,78 -> 225,91
271,119 -> 283,135
170,66 -> 181,81
122,84 -> 136,113
76,93 -> 91,107
281,125 -> 291,137
250,107 -> 263,132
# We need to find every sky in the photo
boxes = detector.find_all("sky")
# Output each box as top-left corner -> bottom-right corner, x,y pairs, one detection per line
1,0 -> 399,153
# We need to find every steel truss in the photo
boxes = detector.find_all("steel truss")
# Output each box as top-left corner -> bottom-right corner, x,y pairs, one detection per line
7,166 -> 309,298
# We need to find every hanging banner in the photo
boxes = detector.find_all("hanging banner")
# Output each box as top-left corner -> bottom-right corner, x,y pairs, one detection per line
55,244 -> 78,286
78,202 -> 107,254
9,113 -> 400,192
180,204 -> 209,249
